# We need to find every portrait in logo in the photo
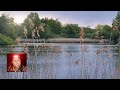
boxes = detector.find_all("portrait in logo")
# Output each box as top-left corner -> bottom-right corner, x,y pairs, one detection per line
7,53 -> 27,72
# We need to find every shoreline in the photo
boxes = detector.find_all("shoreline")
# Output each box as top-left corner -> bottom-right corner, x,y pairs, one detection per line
19,38 -> 110,43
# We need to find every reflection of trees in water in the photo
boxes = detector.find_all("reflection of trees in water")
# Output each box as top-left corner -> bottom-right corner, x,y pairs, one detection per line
0,39 -> 120,79
0,44 -> 120,79
65,45 -> 80,53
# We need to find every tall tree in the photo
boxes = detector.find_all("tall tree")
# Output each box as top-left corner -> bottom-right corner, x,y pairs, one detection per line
41,18 -> 63,38
63,24 -> 80,38
112,11 -> 120,44
0,14 -> 17,40
22,12 -> 42,38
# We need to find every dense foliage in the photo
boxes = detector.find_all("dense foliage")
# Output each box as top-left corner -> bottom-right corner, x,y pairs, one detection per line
0,12 -> 119,44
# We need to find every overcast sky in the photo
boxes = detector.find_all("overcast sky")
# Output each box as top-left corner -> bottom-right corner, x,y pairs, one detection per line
0,11 -> 117,29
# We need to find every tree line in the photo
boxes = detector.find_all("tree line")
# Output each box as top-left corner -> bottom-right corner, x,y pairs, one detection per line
0,12 -> 120,45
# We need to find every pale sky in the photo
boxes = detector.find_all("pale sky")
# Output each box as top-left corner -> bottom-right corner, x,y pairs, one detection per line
0,11 -> 117,29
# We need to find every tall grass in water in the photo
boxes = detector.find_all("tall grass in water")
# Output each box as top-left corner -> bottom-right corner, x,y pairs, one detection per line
0,19 -> 120,79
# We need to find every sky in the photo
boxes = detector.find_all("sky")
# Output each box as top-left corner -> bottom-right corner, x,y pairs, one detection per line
0,11 -> 118,29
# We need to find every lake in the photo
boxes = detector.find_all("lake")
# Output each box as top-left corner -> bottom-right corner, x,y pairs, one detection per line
0,43 -> 120,79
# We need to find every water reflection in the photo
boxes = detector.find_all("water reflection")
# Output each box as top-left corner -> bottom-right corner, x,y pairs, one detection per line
0,43 -> 119,79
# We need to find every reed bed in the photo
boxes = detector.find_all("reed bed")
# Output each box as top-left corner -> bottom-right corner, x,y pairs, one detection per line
0,20 -> 120,79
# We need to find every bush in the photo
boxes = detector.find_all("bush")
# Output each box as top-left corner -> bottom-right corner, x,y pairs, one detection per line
0,33 -> 15,45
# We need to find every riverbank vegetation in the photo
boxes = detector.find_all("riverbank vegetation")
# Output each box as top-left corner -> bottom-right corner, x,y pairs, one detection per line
0,12 -> 120,45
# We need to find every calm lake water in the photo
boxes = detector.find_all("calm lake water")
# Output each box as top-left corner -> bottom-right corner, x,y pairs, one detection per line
0,43 -> 120,79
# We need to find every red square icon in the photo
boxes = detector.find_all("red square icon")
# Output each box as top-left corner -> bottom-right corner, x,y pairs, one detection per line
7,53 -> 27,72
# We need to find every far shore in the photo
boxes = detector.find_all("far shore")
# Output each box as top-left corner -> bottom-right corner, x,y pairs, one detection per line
19,38 -> 110,43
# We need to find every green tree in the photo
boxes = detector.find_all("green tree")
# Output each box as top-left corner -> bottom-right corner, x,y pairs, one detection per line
63,24 -> 80,38
84,27 -> 95,38
40,24 -> 54,39
0,33 -> 14,45
15,24 -> 24,38
0,14 -> 17,40
112,11 -> 120,44
101,25 -> 112,39
41,18 -> 63,38
22,12 -> 41,38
